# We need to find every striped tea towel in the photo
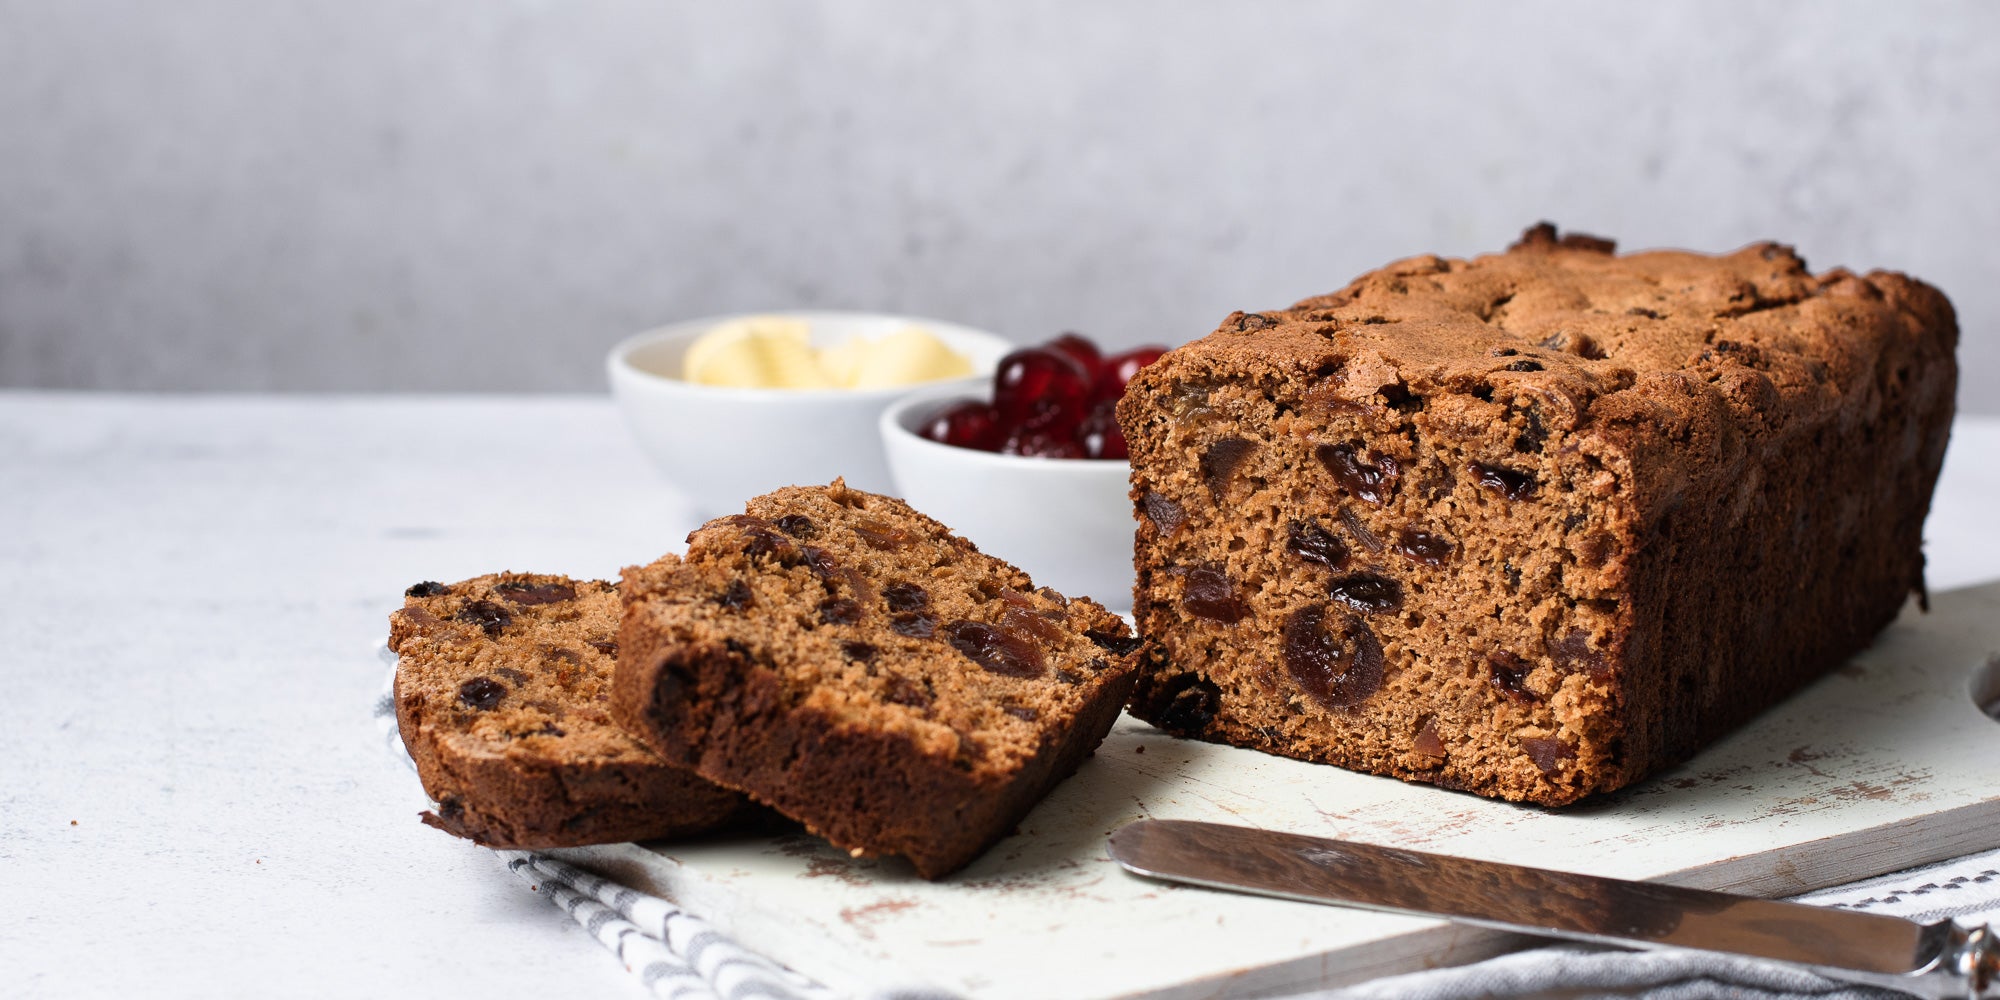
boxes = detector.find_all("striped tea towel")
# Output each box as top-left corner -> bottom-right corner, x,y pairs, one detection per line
502,854 -> 846,1000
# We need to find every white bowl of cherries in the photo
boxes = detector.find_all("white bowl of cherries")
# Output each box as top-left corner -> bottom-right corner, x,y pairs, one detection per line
879,333 -> 1169,611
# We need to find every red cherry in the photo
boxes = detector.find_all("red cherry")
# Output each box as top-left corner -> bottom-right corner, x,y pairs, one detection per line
1044,333 -> 1105,380
1001,426 -> 1087,459
1092,345 -> 1169,404
918,399 -> 1001,451
993,346 -> 1090,436
1076,400 -> 1128,460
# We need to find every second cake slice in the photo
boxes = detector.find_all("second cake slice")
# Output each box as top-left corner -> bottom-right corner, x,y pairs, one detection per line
612,480 -> 1142,878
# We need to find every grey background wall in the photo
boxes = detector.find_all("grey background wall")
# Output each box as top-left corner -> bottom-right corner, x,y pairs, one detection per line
3,1 -> 1995,412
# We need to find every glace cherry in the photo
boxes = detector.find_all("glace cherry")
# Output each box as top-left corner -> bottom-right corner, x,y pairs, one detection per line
919,332 -> 1168,459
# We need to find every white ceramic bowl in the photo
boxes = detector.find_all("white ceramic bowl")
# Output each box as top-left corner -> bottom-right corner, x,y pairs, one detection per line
880,383 -> 1137,612
608,312 -> 1013,515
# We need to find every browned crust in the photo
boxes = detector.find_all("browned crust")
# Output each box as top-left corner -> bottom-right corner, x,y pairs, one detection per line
1118,224 -> 1957,806
613,632 -> 1131,878
400,707 -> 745,848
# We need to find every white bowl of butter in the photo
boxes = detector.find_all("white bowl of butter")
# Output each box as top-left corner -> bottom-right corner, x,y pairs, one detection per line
608,311 -> 1012,514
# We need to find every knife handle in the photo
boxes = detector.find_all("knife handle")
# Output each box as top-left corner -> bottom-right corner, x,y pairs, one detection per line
1936,922 -> 1998,999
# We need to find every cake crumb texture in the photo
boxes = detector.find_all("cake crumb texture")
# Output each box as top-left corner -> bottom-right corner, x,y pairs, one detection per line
613,480 -> 1143,878
1117,223 -> 1957,805
391,573 -> 748,847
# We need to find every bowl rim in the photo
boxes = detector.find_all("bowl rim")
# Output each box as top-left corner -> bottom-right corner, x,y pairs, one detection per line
607,309 -> 1015,403
879,382 -> 1131,473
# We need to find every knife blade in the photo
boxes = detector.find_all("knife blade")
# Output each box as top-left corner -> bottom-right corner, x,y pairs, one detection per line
1108,819 -> 1997,999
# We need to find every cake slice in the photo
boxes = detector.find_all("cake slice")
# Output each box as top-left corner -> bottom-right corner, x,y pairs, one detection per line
1117,224 -> 1957,806
390,573 -> 748,848
612,481 -> 1143,878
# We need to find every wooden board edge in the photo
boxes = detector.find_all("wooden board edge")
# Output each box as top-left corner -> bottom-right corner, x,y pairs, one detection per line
1655,799 -> 2000,897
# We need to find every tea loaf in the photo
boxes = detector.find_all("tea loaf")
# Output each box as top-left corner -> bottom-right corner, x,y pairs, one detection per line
1118,223 -> 1957,806
612,481 -> 1143,878
391,573 -> 748,847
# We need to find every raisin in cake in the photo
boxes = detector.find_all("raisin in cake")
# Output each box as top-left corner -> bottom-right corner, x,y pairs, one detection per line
1117,223 -> 1957,806
391,573 -> 748,847
612,481 -> 1143,878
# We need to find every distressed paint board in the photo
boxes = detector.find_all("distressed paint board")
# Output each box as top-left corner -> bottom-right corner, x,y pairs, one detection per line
558,581 -> 2000,999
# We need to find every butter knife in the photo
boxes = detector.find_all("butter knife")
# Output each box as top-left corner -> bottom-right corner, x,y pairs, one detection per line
1108,819 -> 1997,999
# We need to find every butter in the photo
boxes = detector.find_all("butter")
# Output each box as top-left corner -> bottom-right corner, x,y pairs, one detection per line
683,316 -> 974,390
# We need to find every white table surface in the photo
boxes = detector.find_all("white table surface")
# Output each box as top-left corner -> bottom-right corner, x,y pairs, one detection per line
4,392 -> 1997,999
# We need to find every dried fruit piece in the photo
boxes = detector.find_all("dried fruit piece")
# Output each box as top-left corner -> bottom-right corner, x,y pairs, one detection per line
793,546 -> 879,602
890,612 -> 936,638
1199,437 -> 1258,499
1521,736 -> 1575,776
942,621 -> 1046,678
1394,530 -> 1454,565
713,515 -> 800,565
1000,602 -> 1065,648
1470,462 -> 1538,500
996,586 -> 1045,613
495,581 -> 576,606
1282,605 -> 1384,709
1549,630 -> 1610,676
1286,519 -> 1349,569
1152,672 -> 1221,735
395,606 -> 445,636
1316,443 -> 1400,506
1488,652 -> 1536,700
405,581 -> 449,598
1085,628 -> 1143,656
458,676 -> 507,711
1513,403 -> 1549,453
818,598 -> 863,626
1181,565 -> 1251,623
1574,532 -> 1614,568
801,546 -> 840,580
853,518 -> 917,550
1340,507 -> 1384,552
713,580 -> 754,610
882,581 -> 931,614
1168,381 -> 1213,417
1328,573 -> 1403,614
1139,492 -> 1185,535
453,600 -> 512,638
774,514 -> 819,539
840,640 -> 877,663
1413,718 -> 1446,759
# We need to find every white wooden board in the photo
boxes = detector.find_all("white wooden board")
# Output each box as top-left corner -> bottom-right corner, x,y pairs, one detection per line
559,581 -> 2000,999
